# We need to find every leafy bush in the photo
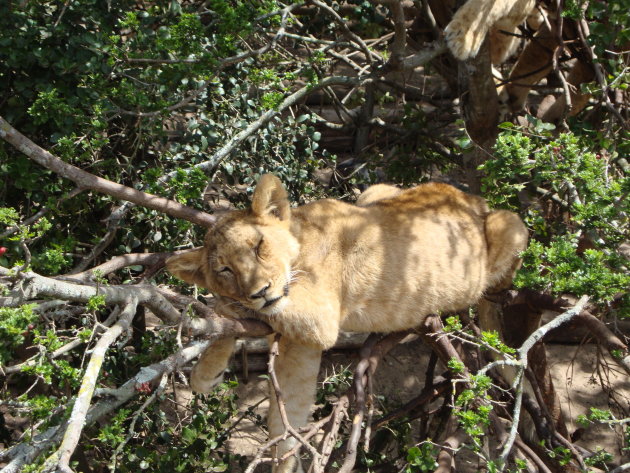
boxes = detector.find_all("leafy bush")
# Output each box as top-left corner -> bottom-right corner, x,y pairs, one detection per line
480,124 -> 629,314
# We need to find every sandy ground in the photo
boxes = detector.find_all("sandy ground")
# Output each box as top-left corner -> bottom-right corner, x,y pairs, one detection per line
205,337 -> 630,472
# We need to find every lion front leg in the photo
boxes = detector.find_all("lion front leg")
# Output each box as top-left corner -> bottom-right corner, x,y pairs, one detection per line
268,336 -> 322,473
190,337 -> 236,393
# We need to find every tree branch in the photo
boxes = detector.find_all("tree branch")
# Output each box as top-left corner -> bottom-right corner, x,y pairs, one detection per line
41,299 -> 138,473
0,267 -> 272,339
0,116 -> 216,228
65,251 -> 178,281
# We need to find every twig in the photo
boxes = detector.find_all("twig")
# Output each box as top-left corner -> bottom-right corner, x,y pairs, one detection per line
433,427 -> 466,473
374,0 -> 407,66
0,187 -> 84,240
575,310 -> 630,375
513,437 -> 553,473
109,373 -> 168,473
16,241 -> 31,277
66,251 -> 177,281
337,331 -> 410,473
576,20 -> 628,128
70,224 -> 119,273
267,334 -> 323,472
310,0 -> 376,64
497,295 -> 590,470
3,307 -> 121,374
316,394 -> 350,470
609,461 -> 630,473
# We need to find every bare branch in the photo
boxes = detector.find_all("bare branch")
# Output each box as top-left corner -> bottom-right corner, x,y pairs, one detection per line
372,0 -> 407,65
575,310 -> 630,375
609,462 -> 630,473
267,334 -> 323,472
66,251 -> 177,281
337,331 -> 410,473
497,295 -> 590,469
41,299 -> 138,473
310,0 -> 377,64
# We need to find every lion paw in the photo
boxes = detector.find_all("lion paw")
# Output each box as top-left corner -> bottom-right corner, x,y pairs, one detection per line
190,370 -> 224,394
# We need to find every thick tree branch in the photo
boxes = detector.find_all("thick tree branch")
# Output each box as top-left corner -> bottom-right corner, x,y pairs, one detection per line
0,116 -> 216,228
0,267 -> 272,339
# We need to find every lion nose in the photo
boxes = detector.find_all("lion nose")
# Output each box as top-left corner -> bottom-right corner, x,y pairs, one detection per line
250,283 -> 271,299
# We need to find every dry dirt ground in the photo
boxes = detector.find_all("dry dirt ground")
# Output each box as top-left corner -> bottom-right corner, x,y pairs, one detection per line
190,336 -> 630,472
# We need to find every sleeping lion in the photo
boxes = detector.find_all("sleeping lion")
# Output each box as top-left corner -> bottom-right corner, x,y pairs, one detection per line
167,174 -> 528,472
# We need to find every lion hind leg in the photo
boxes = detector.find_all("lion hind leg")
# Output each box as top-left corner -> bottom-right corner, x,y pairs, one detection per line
190,337 -> 236,393
484,209 -> 529,292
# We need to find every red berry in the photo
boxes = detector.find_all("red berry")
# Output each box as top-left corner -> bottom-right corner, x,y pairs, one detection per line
135,381 -> 152,393
0,247 -> 6,256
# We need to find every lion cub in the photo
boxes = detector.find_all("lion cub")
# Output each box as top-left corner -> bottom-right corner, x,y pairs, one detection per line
167,175 -> 528,472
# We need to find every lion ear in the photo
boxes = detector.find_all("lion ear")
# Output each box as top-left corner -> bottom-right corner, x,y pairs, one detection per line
166,248 -> 208,287
251,174 -> 290,221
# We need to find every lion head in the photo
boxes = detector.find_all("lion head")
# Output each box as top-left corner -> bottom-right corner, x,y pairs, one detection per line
166,174 -> 300,315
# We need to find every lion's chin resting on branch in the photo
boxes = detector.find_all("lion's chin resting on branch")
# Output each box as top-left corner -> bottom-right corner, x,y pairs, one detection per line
166,174 -> 528,473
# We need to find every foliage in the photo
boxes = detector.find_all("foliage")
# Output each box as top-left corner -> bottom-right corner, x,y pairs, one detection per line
0,304 -> 38,365
0,0 -> 331,272
404,443 -> 439,472
95,381 -> 244,473
480,125 -> 629,315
